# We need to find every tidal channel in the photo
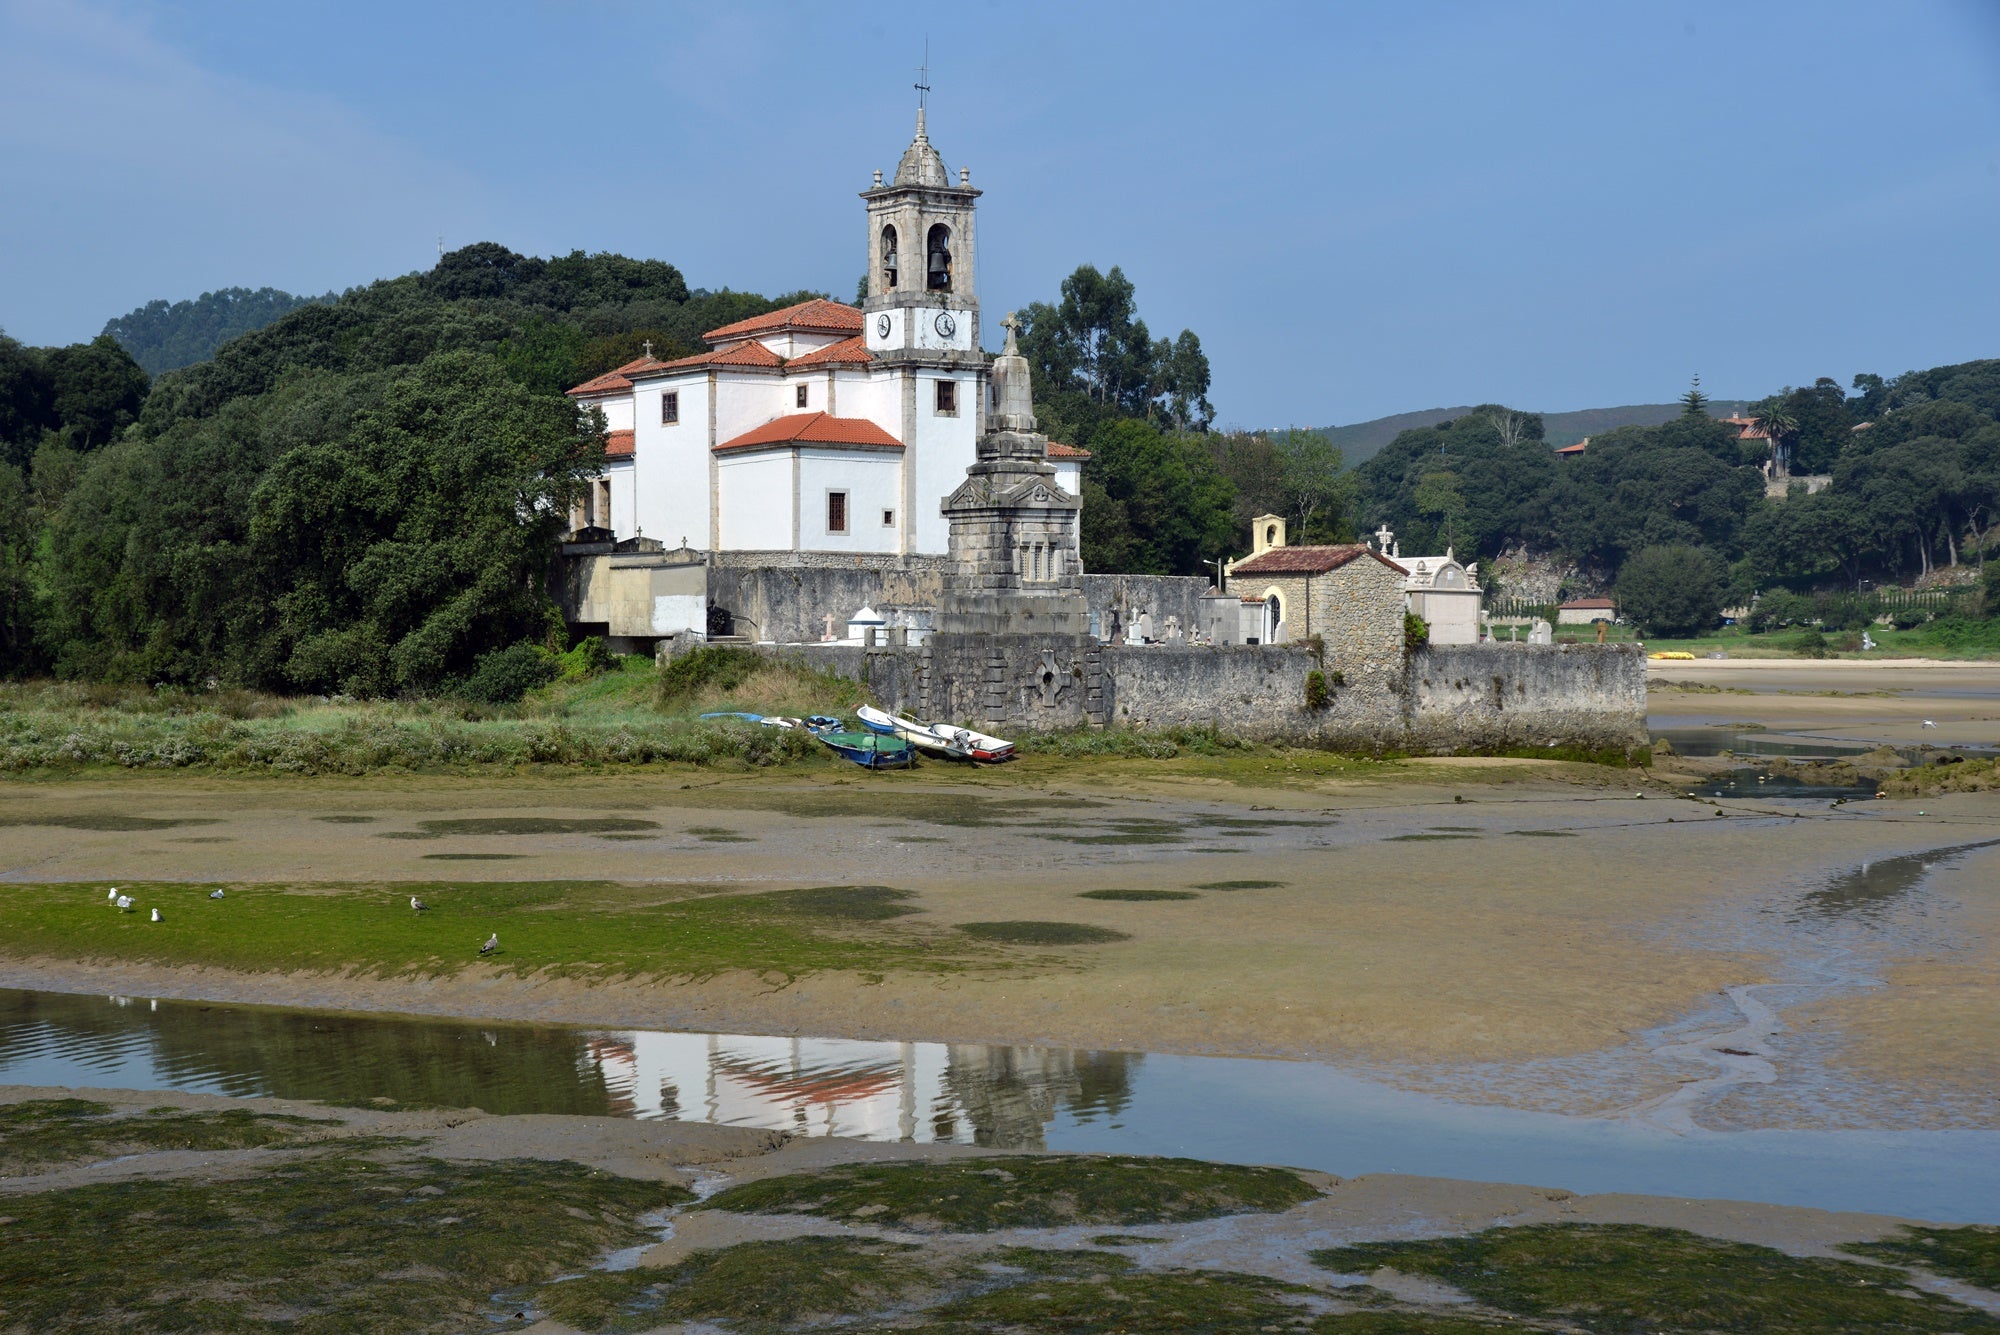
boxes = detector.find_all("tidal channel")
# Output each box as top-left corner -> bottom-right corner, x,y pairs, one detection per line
3,986 -> 1995,1223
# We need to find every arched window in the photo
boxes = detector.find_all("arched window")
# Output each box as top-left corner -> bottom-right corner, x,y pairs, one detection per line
880,225 -> 899,291
1265,523 -> 1277,547
926,223 -> 952,291
1265,594 -> 1283,644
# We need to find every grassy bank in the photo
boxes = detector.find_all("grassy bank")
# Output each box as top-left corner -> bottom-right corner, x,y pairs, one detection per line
1643,619 -> 2000,659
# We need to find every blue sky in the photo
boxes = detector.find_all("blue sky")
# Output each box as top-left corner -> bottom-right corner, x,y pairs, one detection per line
1,1 -> 1996,427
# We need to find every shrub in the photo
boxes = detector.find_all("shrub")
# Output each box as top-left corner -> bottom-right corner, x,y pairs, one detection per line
457,643 -> 558,704
655,646 -> 762,706
559,635 -> 612,681
1402,611 -> 1430,653
1891,607 -> 1930,631
1617,545 -> 1724,637
1794,627 -> 1828,659
1303,669 -> 1329,710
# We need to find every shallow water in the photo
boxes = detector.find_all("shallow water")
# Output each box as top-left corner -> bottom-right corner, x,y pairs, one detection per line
3,986 -> 1995,1222
1795,838 -> 2000,921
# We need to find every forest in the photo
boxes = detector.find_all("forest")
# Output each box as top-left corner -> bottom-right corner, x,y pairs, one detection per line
2,239 -> 1996,693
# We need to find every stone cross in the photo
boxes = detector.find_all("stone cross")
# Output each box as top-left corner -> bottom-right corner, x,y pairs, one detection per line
1374,524 -> 1394,551
821,613 -> 837,641
1000,311 -> 1021,356
642,339 -> 653,358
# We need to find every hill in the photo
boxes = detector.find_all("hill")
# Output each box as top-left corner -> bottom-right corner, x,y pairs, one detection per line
101,286 -> 336,376
1316,400 -> 1750,463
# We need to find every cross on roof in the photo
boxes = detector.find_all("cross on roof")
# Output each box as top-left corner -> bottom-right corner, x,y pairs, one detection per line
1374,523 -> 1394,551
642,339 -> 653,358
914,40 -> 930,111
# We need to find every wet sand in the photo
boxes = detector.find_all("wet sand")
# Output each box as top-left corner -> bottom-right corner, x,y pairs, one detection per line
5,734 -> 1999,1133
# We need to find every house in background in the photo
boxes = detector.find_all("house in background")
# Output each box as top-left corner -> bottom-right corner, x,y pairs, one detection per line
1557,596 -> 1617,625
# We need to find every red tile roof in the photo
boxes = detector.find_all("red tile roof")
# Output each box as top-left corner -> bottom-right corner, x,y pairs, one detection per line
1554,441 -> 1588,455
1047,442 -> 1092,459
1560,597 -> 1616,609
785,335 -> 875,368
713,412 -> 904,454
1230,544 -> 1407,577
628,340 -> 787,378
604,429 -> 634,459
703,298 -> 865,343
566,355 -> 669,396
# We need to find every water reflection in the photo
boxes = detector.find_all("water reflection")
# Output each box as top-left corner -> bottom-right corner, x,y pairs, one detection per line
0,988 -> 1135,1150
1695,769 -> 1879,800
1798,839 -> 2000,920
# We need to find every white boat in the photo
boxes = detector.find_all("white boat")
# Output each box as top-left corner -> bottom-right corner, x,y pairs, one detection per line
857,705 -> 969,758
857,705 -> 1014,762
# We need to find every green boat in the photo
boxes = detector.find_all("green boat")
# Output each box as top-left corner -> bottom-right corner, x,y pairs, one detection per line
806,720 -> 915,770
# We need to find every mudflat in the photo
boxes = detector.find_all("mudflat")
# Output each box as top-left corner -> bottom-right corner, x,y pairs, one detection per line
4,736 -> 1997,1131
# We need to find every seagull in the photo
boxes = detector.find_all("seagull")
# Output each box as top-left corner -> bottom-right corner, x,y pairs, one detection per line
150,908 -> 163,923
106,887 -> 119,902
479,933 -> 498,956
209,889 -> 225,899
116,895 -> 133,911
1922,720 -> 1938,729
410,896 -> 429,912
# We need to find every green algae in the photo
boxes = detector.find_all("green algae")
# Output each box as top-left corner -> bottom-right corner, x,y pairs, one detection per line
924,1264 -> 1322,1333
1088,1232 -> 1168,1246
755,884 -> 919,921
533,1235 -> 930,1333
1386,833 -> 1481,841
417,816 -> 661,836
1079,889 -> 1200,902
0,1150 -> 685,1333
1505,830 -> 1577,837
0,1098 -> 334,1174
957,920 -> 1132,945
312,814 -> 377,824
1845,1224 -> 2000,1290
1194,879 -> 1287,890
700,1155 -> 1320,1232
1310,1223 -> 2000,1334
0,813 -> 220,832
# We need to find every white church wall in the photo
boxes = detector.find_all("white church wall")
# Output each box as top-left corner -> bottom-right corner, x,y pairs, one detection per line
714,373 -> 779,443
590,395 -> 634,432
633,375 -> 712,548
912,369 -> 979,554
800,450 -> 901,554
835,370 -> 900,434
715,453 -> 794,550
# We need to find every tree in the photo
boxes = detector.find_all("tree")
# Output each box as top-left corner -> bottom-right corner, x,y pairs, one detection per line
1273,429 -> 1353,543
1412,470 -> 1468,549
1018,264 -> 1212,429
1680,375 -> 1710,418
1617,545 -> 1725,636
1354,406 -> 1554,558
1751,403 -> 1799,476
1076,418 -> 1235,576
249,351 -> 601,695
0,462 -> 37,673
101,287 -> 333,376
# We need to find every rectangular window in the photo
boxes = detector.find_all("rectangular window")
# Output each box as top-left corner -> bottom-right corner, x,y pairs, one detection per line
661,391 -> 679,424
795,384 -> 809,409
934,379 -> 957,415
826,490 -> 848,534
882,508 -> 896,528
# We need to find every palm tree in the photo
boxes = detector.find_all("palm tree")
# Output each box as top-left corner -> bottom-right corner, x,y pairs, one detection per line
1752,405 -> 1799,477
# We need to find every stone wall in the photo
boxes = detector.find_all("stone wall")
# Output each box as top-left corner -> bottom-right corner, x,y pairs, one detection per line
1405,643 -> 1647,751
777,638 -> 1643,752
707,552 -> 949,644
1079,574 -> 1209,643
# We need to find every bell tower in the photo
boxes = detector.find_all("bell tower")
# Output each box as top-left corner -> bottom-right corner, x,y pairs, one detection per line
861,95 -> 980,358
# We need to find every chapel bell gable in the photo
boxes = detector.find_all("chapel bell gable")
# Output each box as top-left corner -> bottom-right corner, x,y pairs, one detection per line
861,106 -> 980,312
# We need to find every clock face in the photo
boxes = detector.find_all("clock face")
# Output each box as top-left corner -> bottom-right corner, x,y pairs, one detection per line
875,314 -> 891,339
934,311 -> 957,339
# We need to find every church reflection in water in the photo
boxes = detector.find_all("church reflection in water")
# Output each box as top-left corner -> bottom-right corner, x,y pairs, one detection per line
0,988 -> 1138,1151
580,1033 -> 1139,1150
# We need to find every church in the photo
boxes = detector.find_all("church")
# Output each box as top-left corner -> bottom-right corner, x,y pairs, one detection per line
564,106 -> 1084,558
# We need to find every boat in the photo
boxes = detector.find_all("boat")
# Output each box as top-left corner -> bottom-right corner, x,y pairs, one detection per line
805,718 -> 915,770
699,711 -> 801,729
856,705 -> 1013,763
857,705 -> 972,759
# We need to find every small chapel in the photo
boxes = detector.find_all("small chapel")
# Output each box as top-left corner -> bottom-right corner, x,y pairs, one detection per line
563,106 -> 1084,559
